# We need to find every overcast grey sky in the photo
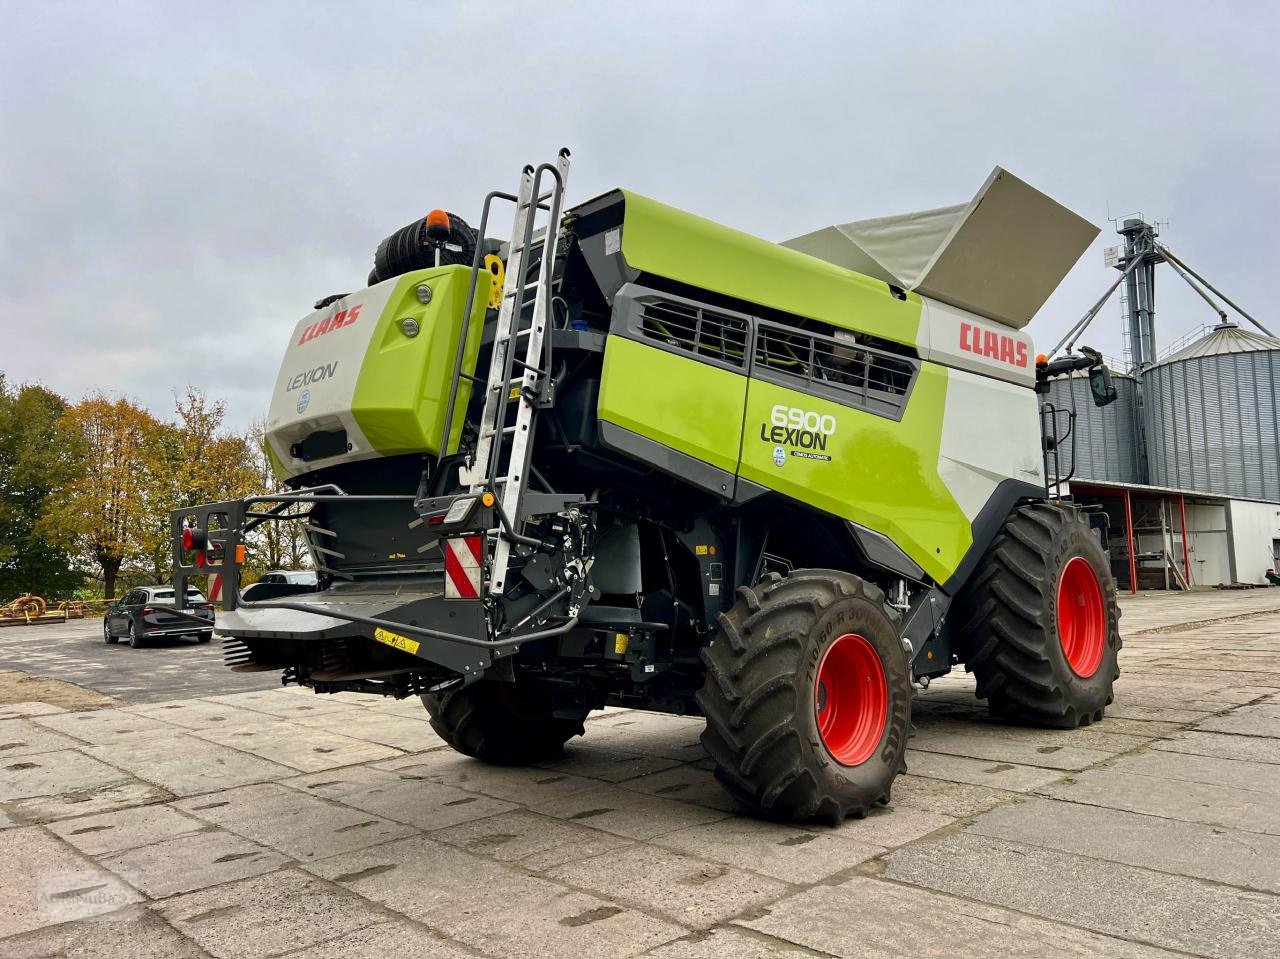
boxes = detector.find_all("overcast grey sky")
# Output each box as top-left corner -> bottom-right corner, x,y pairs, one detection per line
2,2 -> 1276,429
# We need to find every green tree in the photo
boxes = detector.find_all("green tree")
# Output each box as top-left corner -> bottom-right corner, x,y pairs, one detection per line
38,393 -> 167,599
0,375 -> 86,599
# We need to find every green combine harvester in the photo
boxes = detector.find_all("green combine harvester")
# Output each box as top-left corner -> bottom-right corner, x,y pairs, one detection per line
173,150 -> 1121,822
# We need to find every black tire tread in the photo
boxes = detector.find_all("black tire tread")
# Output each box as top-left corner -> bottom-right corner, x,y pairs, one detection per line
955,503 -> 1121,728
422,680 -> 585,766
697,569 -> 908,825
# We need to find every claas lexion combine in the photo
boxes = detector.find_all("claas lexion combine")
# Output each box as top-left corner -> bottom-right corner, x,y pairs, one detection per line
172,150 -> 1121,822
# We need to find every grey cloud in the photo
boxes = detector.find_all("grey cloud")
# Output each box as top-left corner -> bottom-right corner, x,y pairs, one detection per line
2,1 -> 1275,427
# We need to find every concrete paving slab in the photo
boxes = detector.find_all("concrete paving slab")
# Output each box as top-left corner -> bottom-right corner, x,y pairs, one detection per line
741,874 -> 1184,959
30,708 -> 183,745
903,749 -> 1067,791
193,720 -> 402,772
123,700 -> 270,730
1154,729 -> 1280,765
5,780 -> 172,825
0,908 -> 208,959
890,774 -> 1018,818
0,749 -> 131,802
643,928 -> 814,957
614,763 -> 743,813
654,815 -> 884,885
535,742 -> 685,783
548,842 -> 790,930
907,728 -> 1121,770
1197,703 -> 1280,737
1039,766 -> 1280,835
970,796 -> 1280,892
582,713 -> 709,763
198,690 -> 359,719
0,702 -> 67,721
1105,748 -> 1280,793
49,804 -> 208,857
0,718 -> 91,757
1104,702 -> 1216,723
158,869 -> 383,959
286,764 -> 517,831
308,710 -> 445,752
372,750 -> 599,804
432,809 -> 633,870
885,832 -> 1280,959
174,782 -> 415,860
0,827 -> 143,938
307,836 -> 686,958
276,919 -> 475,958
99,828 -> 288,898
528,783 -> 730,840
83,732 -> 294,797
406,746 -> 605,791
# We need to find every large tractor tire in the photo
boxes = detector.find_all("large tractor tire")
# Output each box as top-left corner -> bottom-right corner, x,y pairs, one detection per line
697,569 -> 912,825
422,679 -> 586,765
955,502 -> 1121,728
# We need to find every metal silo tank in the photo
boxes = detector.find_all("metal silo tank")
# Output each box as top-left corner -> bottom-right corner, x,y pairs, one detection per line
1143,324 -> 1280,500
1044,371 -> 1141,484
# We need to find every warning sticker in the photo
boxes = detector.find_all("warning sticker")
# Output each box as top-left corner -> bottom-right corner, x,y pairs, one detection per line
373,627 -> 421,656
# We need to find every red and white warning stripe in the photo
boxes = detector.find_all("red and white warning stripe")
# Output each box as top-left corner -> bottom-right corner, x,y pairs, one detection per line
444,536 -> 483,599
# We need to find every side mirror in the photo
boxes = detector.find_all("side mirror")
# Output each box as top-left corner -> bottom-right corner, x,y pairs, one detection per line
1089,364 -> 1118,407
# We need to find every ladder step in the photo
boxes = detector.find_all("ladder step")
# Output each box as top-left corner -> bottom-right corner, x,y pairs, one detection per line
481,424 -> 520,439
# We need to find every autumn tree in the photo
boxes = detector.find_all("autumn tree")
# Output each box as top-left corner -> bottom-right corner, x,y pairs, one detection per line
0,376 -> 86,598
242,419 -> 311,579
38,393 -> 168,598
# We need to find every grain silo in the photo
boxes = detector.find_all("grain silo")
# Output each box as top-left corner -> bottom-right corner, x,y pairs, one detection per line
1143,323 -> 1280,500
1045,370 -> 1142,484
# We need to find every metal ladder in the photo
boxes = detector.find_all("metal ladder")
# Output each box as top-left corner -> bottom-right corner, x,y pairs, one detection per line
460,150 -> 571,595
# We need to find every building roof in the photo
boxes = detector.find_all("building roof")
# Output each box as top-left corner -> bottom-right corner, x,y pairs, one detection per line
1151,322 -> 1280,368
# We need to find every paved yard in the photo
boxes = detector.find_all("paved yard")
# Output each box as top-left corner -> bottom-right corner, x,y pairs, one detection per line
1,590 -> 1278,957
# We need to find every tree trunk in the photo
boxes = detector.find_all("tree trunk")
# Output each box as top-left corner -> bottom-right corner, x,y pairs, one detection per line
102,559 -> 122,599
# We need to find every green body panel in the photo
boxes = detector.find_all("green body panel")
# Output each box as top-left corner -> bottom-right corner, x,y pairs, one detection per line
351,266 -> 487,457
738,367 -> 971,583
597,329 -> 971,582
598,336 -> 746,476
617,191 -> 923,348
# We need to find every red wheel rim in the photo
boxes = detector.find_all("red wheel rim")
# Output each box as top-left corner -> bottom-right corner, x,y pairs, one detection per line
1057,556 -> 1105,678
814,633 -> 889,767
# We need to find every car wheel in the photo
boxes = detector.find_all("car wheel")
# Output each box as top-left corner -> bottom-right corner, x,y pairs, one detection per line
198,631 -> 213,644
103,619 -> 119,644
129,623 -> 144,649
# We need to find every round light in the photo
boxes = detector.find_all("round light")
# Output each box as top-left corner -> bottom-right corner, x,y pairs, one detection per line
481,492 -> 495,507
401,318 -> 420,338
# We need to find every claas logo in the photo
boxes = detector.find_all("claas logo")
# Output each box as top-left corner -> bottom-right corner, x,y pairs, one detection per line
959,321 -> 1028,368
298,304 -> 363,345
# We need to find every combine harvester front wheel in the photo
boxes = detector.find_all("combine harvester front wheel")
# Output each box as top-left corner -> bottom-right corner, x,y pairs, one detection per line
956,503 -> 1121,728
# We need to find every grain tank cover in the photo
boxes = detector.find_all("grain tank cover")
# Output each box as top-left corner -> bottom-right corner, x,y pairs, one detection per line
782,167 -> 1099,330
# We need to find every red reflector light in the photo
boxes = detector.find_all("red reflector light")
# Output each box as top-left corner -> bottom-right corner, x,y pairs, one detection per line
427,514 -> 446,527
195,551 -> 206,568
182,528 -> 193,549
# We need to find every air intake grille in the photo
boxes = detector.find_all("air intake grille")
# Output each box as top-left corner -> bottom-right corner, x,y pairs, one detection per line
754,322 -> 917,418
640,299 -> 749,369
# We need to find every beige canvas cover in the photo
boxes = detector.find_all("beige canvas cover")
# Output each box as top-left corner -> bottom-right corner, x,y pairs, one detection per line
783,167 -> 1099,330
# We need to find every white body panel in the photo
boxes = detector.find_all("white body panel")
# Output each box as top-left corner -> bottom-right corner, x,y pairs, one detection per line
265,280 -> 398,477
937,367 -> 1044,521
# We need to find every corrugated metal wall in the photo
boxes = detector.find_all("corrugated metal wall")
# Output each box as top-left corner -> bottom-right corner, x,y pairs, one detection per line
1144,351 -> 1280,500
1045,373 -> 1141,484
